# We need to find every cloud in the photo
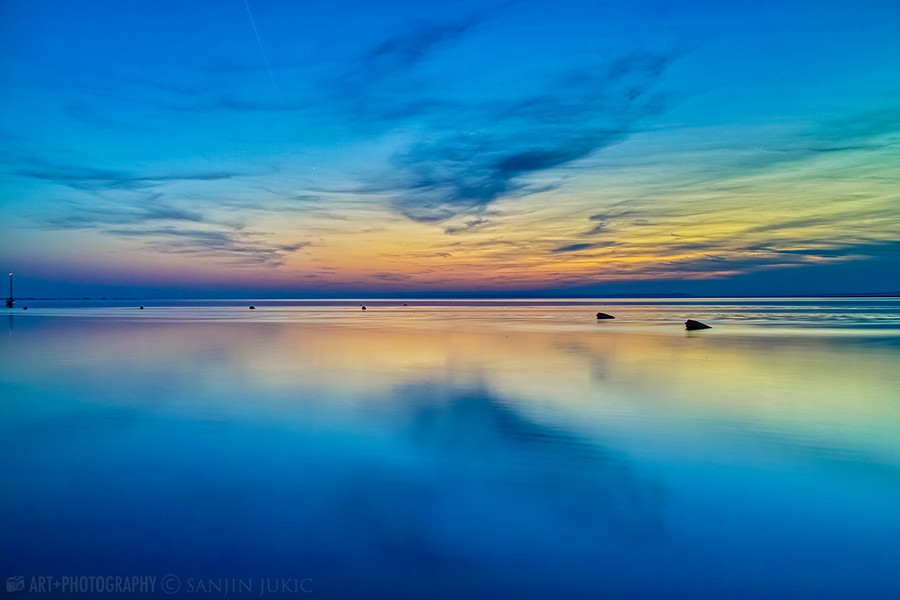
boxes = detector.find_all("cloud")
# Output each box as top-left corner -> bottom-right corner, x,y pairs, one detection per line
552,243 -> 593,253
106,226 -> 310,266
374,272 -> 412,282
695,107 -> 900,176
50,59 -> 317,116
582,223 -> 608,235
29,178 -> 309,267
40,198 -> 205,229
810,108 -> 900,146
444,217 -> 488,235
551,242 -> 615,254
159,94 -> 313,114
333,14 -> 487,123
380,251 -> 452,259
63,100 -> 135,129
16,159 -> 235,191
376,50 -> 674,223
581,206 -> 639,236
360,18 -> 482,75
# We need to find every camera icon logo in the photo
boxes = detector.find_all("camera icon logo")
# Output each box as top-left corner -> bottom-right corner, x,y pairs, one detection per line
6,576 -> 25,593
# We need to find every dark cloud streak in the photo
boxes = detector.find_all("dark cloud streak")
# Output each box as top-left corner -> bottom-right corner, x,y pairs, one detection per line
105,226 -> 310,267
16,160 -> 235,191
375,50 -> 675,222
21,158 -> 309,267
551,242 -> 615,254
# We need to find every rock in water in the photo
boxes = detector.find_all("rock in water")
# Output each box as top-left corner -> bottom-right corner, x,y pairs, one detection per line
249,306 -> 256,310
361,306 -> 367,311
596,312 -> 615,319
685,319 -> 711,330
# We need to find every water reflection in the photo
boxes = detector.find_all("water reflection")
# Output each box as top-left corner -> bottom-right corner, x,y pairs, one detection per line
2,311 -> 900,598
396,381 -> 664,538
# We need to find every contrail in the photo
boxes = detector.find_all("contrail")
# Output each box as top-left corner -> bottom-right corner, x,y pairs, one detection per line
242,0 -> 277,88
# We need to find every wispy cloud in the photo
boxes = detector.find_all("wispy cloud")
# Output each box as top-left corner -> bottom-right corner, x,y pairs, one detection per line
302,10 -> 677,228
16,159 -> 235,191
444,217 -> 489,235
40,197 -> 205,229
106,226 -> 310,267
333,13 -> 488,124
373,272 -> 413,282
357,49 -> 675,223
551,241 -> 615,253
159,94 -> 314,114
354,17 -> 482,80
21,159 -> 310,266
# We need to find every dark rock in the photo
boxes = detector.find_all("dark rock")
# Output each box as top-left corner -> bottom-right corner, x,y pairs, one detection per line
139,306 -> 144,310
361,306 -> 367,311
249,306 -> 256,310
23,306 -> 27,310
596,312 -> 615,320
685,319 -> 711,330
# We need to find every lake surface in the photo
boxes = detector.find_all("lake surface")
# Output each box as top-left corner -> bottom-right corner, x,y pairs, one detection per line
2,299 -> 900,598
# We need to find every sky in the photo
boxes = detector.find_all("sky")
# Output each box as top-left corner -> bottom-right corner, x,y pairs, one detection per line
1,0 -> 898,298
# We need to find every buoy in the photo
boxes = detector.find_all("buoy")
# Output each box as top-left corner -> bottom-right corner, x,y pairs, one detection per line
249,306 -> 256,310
596,312 -> 615,319
685,319 -> 711,330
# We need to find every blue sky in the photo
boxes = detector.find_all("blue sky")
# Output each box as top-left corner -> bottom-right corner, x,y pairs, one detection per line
1,0 -> 898,297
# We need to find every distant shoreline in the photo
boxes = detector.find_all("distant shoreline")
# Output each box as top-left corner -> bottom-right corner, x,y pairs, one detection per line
11,293 -> 900,302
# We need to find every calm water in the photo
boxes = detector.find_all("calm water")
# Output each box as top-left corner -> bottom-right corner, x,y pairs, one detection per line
2,299 -> 900,599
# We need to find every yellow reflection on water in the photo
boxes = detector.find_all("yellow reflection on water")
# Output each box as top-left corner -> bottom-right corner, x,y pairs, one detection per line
6,309 -> 900,464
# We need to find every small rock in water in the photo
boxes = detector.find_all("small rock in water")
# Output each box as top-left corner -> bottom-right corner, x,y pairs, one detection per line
361,305 -> 367,311
249,306 -> 256,310
685,319 -> 711,330
23,306 -> 28,310
596,312 -> 615,319
139,306 -> 144,310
